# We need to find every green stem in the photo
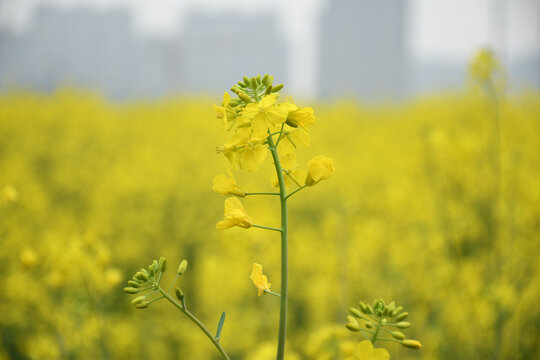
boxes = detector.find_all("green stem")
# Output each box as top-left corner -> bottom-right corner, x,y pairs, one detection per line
285,185 -> 307,200
157,286 -> 231,360
371,322 -> 381,345
264,289 -> 282,297
252,224 -> 283,232
245,192 -> 280,196
267,132 -> 288,360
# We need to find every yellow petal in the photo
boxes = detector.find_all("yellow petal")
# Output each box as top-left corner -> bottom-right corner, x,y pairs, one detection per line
241,143 -> 267,172
306,155 -> 334,186
250,263 -> 271,296
265,106 -> 289,125
259,94 -> 276,108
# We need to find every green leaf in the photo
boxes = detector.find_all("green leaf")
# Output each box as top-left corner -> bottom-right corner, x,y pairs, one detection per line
214,312 -> 226,342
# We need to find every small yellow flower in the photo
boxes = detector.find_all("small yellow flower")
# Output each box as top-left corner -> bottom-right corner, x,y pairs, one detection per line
305,155 -> 335,186
250,263 -> 271,296
282,102 -> 315,129
216,197 -> 253,229
212,170 -> 246,197
469,49 -> 499,83
213,92 -> 234,130
346,340 -> 390,360
242,94 -> 288,139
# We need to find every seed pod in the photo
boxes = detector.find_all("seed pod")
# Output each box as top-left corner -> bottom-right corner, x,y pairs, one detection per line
349,307 -> 363,319
396,312 -> 409,321
396,322 -> 411,329
272,84 -> 284,92
131,296 -> 146,305
135,301 -> 150,309
401,339 -> 422,350
177,260 -> 188,275
123,287 -> 139,294
391,331 -> 406,340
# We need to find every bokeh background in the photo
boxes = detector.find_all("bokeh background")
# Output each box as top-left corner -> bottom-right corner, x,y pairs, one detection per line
1,0 -> 539,359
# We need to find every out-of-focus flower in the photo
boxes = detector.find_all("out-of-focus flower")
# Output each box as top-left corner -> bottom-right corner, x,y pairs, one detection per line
346,340 -> 390,360
20,247 -> 38,269
214,92 -> 235,130
213,170 -> 246,197
250,263 -> 271,296
306,155 -> 335,186
2,184 -> 19,203
469,49 -> 499,83
216,197 -> 252,229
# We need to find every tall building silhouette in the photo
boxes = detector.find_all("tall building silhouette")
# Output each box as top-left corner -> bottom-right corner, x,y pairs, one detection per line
318,0 -> 409,100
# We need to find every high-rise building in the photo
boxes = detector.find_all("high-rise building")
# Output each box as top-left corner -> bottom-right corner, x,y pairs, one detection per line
318,0 -> 409,100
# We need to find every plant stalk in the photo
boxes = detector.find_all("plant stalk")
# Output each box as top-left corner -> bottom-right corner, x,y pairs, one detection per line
267,133 -> 288,360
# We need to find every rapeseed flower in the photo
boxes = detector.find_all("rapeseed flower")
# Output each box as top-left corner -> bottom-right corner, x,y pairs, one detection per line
216,197 -> 253,229
346,340 -> 390,360
250,263 -> 271,296
242,94 -> 288,139
214,92 -> 235,130
306,155 -> 335,186
213,170 -> 246,197
469,49 -> 499,83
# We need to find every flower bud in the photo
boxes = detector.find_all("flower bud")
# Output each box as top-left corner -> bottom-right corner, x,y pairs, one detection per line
139,271 -> 149,281
123,287 -> 139,294
243,76 -> 250,86
135,301 -> 150,309
148,265 -> 155,277
366,305 -> 374,315
262,74 -> 269,85
396,322 -> 411,329
268,75 -> 274,85
401,339 -> 422,350
237,81 -> 246,88
159,257 -> 167,273
365,322 -> 373,329
256,74 -> 262,85
131,296 -> 146,305
238,92 -> 252,103
265,85 -> 273,95
358,301 -> 368,313
391,306 -> 403,317
346,322 -> 360,332
177,260 -> 188,275
349,307 -> 363,319
175,287 -> 184,302
128,280 -> 139,288
391,331 -> 406,340
395,312 -> 409,321
272,84 -> 284,92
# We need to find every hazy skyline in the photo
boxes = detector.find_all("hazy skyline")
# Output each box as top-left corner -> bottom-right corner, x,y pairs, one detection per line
0,0 -> 539,98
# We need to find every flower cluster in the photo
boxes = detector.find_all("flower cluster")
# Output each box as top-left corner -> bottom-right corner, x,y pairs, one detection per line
346,299 -> 422,352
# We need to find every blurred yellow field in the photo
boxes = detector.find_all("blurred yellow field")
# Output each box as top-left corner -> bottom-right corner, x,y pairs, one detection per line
1,84 -> 539,359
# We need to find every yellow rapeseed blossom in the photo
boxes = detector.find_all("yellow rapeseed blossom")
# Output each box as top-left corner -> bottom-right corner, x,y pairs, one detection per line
346,340 -> 390,360
216,197 -> 253,229
20,247 -> 38,269
306,155 -> 335,186
2,184 -> 19,204
242,94 -> 288,139
282,102 -> 315,129
213,170 -> 246,197
250,263 -> 271,296
469,49 -> 499,83
214,91 -> 234,130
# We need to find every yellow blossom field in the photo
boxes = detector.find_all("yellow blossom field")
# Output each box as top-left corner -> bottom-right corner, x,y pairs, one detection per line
1,85 -> 539,359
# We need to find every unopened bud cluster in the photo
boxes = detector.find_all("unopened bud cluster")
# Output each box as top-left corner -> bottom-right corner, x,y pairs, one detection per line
123,257 -> 188,310
230,74 -> 283,105
346,298 -> 422,351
